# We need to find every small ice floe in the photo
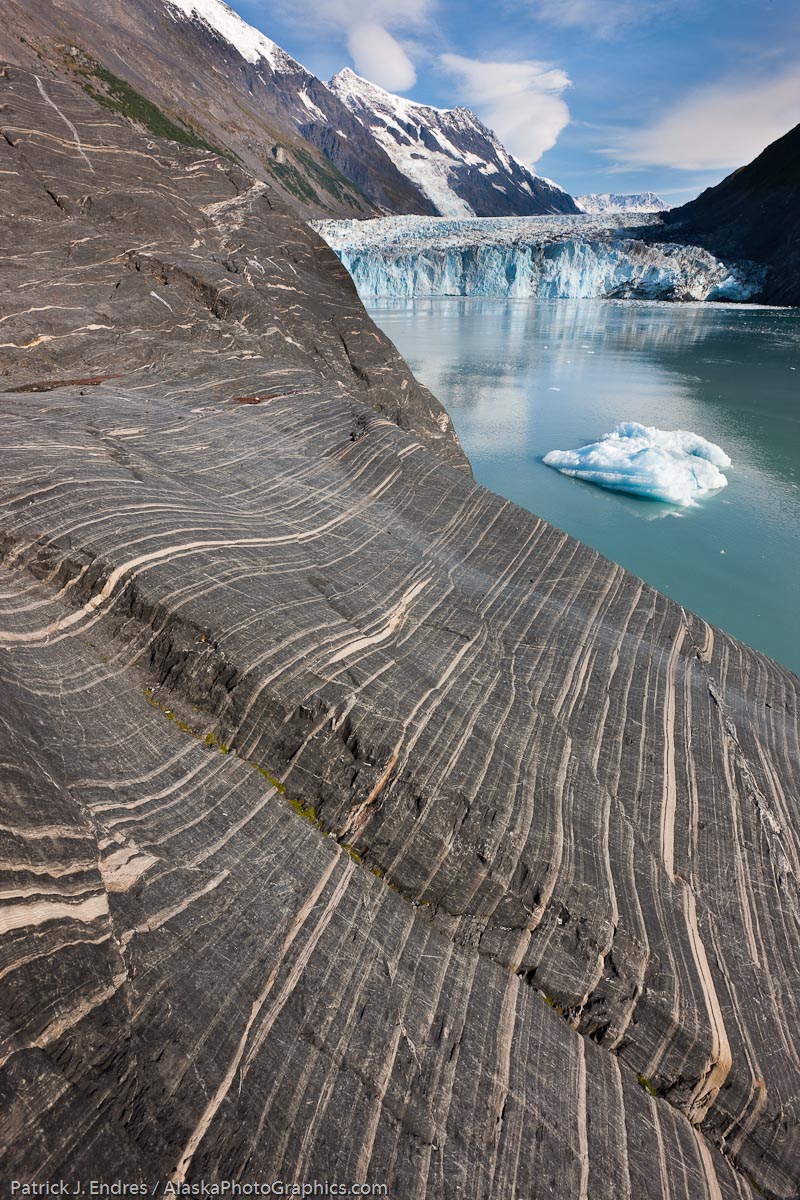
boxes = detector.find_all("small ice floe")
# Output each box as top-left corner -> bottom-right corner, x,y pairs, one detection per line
543,422 -> 731,506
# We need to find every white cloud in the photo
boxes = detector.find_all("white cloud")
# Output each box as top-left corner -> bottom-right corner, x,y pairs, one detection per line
264,0 -> 431,87
347,23 -> 416,89
440,54 -> 571,164
605,70 -> 800,171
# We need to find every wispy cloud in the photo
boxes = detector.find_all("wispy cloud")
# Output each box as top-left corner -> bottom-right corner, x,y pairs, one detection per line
603,69 -> 800,171
347,23 -> 417,88
522,0 -> 668,37
440,54 -> 571,164
264,0 -> 431,88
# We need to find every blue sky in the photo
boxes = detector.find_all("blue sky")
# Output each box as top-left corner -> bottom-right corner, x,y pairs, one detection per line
233,0 -> 800,201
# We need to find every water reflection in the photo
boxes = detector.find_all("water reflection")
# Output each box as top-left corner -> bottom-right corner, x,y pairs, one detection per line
370,298 -> 800,672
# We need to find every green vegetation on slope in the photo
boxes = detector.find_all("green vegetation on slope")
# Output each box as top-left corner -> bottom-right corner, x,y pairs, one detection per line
295,147 -> 362,209
264,155 -> 321,205
77,58 -> 226,156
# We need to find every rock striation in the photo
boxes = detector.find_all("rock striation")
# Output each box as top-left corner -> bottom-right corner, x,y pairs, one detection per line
1,58 -> 800,1200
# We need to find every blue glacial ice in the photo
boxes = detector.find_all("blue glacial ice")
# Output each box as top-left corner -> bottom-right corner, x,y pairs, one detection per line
312,215 -> 763,302
543,423 -> 732,506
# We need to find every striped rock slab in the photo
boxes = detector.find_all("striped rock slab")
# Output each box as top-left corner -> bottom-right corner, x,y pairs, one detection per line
0,63 -> 799,1200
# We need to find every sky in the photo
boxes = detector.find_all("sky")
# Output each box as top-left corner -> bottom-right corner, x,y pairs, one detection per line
232,0 -> 800,202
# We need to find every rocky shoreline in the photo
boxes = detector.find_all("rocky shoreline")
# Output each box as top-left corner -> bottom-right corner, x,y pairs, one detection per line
1,62 -> 799,1199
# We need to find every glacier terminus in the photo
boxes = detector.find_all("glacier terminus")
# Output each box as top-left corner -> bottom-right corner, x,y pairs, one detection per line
313,214 -> 763,302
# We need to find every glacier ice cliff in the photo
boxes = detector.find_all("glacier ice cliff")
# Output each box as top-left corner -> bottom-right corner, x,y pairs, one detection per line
543,423 -> 731,505
313,214 -> 763,301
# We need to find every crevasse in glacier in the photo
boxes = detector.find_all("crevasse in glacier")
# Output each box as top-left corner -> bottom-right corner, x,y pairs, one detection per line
313,215 -> 762,302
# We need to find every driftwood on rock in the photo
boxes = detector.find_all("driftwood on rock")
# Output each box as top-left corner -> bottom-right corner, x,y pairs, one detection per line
0,64 -> 799,1200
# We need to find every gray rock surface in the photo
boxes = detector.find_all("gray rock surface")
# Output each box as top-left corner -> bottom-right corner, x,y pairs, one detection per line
0,0 -> 433,218
1,60 -> 799,1200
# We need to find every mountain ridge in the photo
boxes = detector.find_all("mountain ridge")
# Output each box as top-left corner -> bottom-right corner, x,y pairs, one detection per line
0,0 -> 577,220
660,122 -> 800,304
328,66 -> 579,218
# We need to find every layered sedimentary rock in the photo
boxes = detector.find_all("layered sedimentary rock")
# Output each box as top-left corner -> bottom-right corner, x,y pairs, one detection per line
1,62 -> 800,1200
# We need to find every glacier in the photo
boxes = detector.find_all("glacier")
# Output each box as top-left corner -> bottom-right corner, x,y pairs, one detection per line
575,192 -> 670,214
313,214 -> 762,302
543,423 -> 732,506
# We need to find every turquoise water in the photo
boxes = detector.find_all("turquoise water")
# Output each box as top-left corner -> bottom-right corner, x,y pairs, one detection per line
369,299 -> 800,674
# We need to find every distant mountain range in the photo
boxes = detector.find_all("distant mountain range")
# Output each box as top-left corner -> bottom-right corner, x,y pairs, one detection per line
576,192 -> 670,214
328,68 -> 578,218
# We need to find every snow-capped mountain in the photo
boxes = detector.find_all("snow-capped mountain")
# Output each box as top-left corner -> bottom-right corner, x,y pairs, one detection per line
163,0 -> 299,73
4,0 -> 574,219
576,192 -> 670,214
328,68 -> 578,219
159,0 -> 433,214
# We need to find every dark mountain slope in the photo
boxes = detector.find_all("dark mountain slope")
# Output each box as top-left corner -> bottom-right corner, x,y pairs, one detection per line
661,123 -> 800,304
0,0 -> 434,216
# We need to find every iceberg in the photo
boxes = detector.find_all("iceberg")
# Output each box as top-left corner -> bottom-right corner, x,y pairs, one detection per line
543,423 -> 732,506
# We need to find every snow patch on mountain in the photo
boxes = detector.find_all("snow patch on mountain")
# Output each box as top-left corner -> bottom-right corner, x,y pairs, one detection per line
327,68 -> 578,219
576,192 -> 670,214
164,0 -> 301,72
298,90 -> 329,123
328,70 -> 476,217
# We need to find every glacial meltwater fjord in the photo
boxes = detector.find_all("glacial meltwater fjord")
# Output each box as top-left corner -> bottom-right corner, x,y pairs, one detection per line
369,298 -> 800,674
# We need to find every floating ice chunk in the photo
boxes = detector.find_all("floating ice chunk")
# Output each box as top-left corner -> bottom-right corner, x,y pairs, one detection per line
543,422 -> 731,506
